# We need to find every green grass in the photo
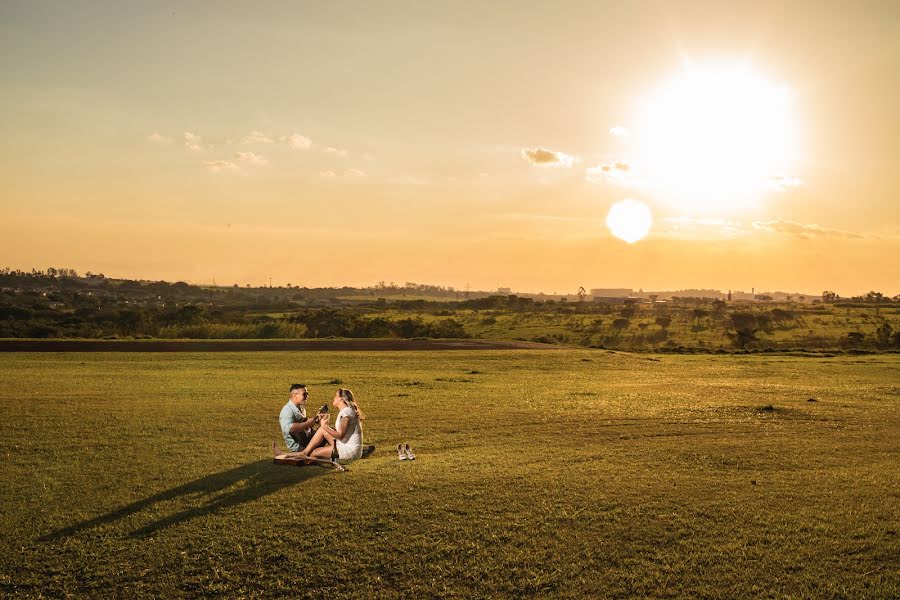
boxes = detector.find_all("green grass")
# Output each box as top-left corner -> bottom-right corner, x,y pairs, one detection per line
1,350 -> 898,597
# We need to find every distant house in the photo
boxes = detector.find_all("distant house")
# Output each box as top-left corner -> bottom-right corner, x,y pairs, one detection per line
590,288 -> 632,298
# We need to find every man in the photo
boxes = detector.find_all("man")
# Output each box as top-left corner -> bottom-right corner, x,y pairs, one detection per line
279,383 -> 320,453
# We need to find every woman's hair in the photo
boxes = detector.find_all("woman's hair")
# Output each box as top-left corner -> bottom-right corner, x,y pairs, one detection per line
337,388 -> 365,421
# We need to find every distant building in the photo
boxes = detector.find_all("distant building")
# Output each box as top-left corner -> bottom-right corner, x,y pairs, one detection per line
497,287 -> 512,294
590,288 -> 632,298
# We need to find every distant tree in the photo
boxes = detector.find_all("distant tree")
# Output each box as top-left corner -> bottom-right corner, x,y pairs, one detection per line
822,290 -> 838,303
577,287 -> 586,303
755,313 -> 773,334
117,309 -> 143,334
692,308 -> 707,325
172,305 -> 204,326
842,331 -> 866,348
655,316 -> 671,329
612,318 -> 630,331
712,299 -> 726,315
429,318 -> 469,339
770,308 -> 794,327
257,322 -> 280,338
728,312 -> 761,348
876,322 -> 893,348
865,291 -> 884,303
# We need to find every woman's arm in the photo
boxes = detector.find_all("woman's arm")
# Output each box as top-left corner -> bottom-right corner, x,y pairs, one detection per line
319,414 -> 348,440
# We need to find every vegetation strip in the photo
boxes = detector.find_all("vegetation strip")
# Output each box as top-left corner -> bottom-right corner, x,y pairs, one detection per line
0,339 -> 558,352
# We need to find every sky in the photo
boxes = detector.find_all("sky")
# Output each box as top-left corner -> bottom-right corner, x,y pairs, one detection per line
1,0 -> 898,296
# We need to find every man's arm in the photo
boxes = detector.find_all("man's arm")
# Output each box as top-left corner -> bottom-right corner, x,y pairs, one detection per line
279,409 -> 307,439
289,417 -> 317,435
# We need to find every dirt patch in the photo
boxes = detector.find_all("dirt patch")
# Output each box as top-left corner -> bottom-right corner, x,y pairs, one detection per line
0,339 -> 559,352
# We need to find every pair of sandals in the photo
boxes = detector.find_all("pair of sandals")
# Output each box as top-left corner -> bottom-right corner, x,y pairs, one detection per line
397,443 -> 416,461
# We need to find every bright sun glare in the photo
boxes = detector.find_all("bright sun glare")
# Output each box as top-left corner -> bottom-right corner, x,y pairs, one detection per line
606,199 -> 653,243
634,64 -> 797,213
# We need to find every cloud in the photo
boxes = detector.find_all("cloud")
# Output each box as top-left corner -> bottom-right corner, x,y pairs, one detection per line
320,168 -> 366,179
659,216 -> 747,239
325,146 -> 349,158
609,126 -> 630,138
184,132 -> 205,151
765,175 -> 804,192
521,147 -> 577,167
585,161 -> 632,183
281,133 -> 312,149
147,132 -> 172,144
751,219 -> 866,240
235,151 -> 267,165
243,130 -> 275,144
203,160 -> 240,173
385,175 -> 427,185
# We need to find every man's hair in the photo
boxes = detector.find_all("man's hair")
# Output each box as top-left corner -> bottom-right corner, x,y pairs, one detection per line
289,383 -> 307,392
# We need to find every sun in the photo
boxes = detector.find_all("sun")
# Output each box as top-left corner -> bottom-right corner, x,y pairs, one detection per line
633,63 -> 797,213
606,199 -> 653,243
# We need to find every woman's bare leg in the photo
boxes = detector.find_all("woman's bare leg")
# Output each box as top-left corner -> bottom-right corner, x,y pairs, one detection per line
307,444 -> 334,461
298,428 -> 335,456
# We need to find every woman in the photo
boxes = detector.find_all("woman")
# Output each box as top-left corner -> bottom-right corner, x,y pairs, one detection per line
296,388 -> 364,464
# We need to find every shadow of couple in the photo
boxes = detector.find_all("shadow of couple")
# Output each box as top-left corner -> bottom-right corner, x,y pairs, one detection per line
40,458 -> 327,541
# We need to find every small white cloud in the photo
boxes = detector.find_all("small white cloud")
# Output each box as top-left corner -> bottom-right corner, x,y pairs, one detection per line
385,175 -> 427,185
320,168 -> 366,179
243,130 -> 275,144
521,147 -> 577,168
281,133 -> 312,149
751,219 -> 864,239
203,160 -> 240,173
609,126 -> 630,138
585,161 -> 632,183
147,132 -> 172,144
184,131 -> 205,151
361,153 -> 376,161
660,216 -> 747,238
235,151 -> 267,165
325,146 -> 349,158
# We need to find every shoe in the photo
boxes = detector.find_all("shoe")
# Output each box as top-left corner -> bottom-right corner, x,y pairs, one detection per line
404,443 -> 416,460
362,445 -> 376,458
398,443 -> 407,461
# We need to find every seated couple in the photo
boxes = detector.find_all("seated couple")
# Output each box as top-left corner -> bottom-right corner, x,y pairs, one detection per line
273,383 -> 370,464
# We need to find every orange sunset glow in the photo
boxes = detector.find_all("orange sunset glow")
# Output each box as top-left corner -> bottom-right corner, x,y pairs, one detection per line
1,2 -> 898,296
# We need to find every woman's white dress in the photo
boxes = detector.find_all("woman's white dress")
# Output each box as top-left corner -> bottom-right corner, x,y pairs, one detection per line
334,405 -> 362,462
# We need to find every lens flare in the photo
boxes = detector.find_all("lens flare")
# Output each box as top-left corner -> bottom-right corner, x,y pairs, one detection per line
606,199 -> 653,243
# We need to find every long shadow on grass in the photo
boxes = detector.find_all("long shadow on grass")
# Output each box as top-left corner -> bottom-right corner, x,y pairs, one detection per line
40,459 -> 327,541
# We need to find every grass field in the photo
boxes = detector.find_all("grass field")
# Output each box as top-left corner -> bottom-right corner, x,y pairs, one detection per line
1,350 -> 898,598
